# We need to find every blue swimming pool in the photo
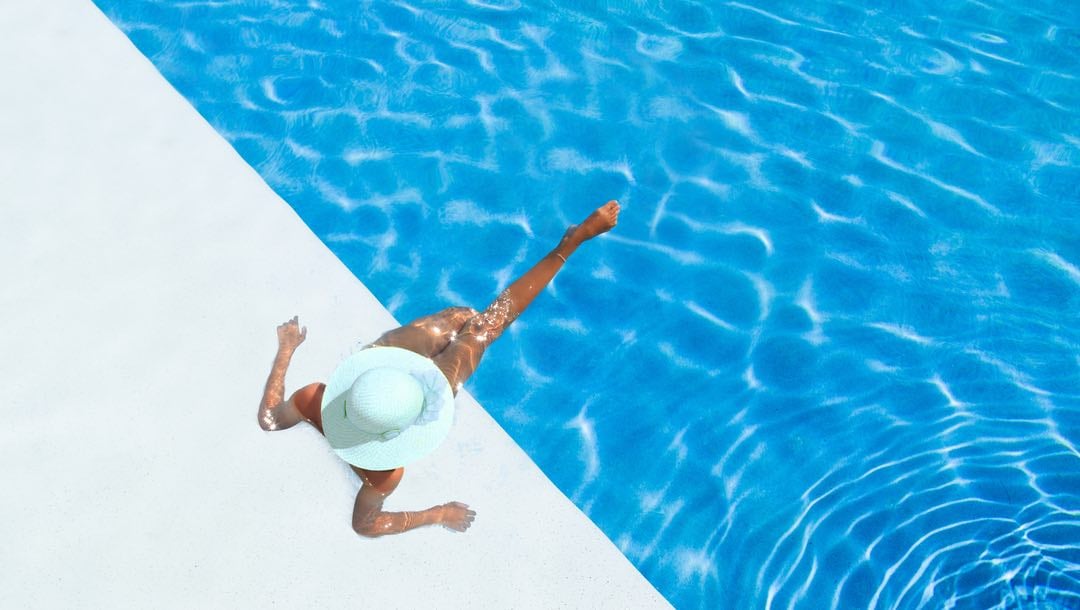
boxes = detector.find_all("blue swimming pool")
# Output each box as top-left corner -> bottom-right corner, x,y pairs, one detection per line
94,1 -> 1079,607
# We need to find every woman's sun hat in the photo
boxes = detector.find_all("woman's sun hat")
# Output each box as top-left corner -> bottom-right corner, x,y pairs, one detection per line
321,346 -> 455,470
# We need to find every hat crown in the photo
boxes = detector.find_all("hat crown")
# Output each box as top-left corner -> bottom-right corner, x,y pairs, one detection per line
345,367 -> 424,437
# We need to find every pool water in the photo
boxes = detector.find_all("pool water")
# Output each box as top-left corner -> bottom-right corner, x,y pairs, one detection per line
94,1 -> 1080,607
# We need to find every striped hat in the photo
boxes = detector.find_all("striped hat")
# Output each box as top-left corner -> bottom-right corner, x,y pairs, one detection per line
321,346 -> 455,470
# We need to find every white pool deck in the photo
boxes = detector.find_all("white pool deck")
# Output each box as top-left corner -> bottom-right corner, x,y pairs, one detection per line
0,2 -> 669,607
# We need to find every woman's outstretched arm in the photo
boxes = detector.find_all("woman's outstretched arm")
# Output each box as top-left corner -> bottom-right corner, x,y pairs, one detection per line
351,468 -> 476,536
257,316 -> 309,431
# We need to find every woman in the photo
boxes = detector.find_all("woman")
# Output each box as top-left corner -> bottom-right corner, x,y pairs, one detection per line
256,200 -> 620,536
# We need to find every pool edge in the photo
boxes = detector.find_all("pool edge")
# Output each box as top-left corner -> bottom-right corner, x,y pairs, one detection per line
0,1 -> 671,607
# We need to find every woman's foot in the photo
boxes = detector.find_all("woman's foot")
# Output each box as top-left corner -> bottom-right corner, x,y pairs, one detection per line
560,200 -> 620,251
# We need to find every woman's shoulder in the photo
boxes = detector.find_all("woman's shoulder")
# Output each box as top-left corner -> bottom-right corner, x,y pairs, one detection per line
353,466 -> 405,494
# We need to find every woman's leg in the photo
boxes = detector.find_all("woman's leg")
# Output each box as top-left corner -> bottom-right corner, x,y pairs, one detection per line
371,306 -> 478,357
434,200 -> 620,394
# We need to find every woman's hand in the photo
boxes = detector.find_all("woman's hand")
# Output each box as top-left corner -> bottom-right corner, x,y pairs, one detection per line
437,502 -> 477,532
277,316 -> 307,352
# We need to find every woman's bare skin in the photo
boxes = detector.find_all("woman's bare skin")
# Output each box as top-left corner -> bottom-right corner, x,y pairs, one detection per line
257,200 -> 620,537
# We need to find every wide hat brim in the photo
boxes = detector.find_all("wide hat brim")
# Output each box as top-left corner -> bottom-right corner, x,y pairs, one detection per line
321,346 -> 455,470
